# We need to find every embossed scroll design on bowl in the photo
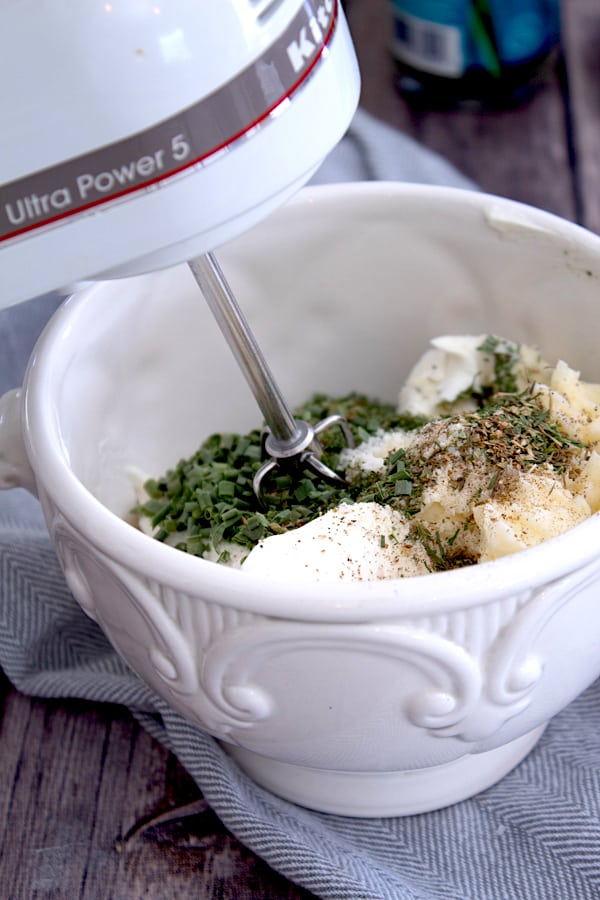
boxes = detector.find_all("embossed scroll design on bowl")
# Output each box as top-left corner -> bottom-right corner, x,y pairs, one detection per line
52,512 -> 600,752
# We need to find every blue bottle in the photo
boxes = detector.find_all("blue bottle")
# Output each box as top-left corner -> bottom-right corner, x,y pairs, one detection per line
389,0 -> 561,107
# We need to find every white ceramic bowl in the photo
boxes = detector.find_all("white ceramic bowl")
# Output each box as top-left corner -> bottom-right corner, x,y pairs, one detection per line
3,183 -> 600,817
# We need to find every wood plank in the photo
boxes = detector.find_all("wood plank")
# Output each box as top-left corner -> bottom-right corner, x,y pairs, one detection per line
0,678 -> 314,898
561,0 -> 600,233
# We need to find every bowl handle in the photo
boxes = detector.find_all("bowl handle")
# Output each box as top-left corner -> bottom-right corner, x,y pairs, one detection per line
0,388 -> 37,496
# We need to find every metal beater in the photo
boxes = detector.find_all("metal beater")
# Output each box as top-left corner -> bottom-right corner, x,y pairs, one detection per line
188,253 -> 354,499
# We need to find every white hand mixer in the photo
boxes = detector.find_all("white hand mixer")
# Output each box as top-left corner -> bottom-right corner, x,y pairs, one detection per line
0,0 -> 360,494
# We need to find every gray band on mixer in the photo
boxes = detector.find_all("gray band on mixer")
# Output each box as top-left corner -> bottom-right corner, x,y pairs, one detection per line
0,0 -> 338,242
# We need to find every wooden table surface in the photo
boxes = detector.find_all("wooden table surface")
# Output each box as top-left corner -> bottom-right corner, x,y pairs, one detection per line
2,1 -> 600,897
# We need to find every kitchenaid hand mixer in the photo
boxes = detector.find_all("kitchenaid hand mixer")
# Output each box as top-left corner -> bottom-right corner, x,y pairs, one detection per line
0,0 -> 360,492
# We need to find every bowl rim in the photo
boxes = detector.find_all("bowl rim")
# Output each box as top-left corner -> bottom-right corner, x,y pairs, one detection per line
20,181 -> 600,622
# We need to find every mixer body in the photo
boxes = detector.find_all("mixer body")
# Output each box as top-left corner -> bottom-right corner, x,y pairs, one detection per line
0,0 -> 359,307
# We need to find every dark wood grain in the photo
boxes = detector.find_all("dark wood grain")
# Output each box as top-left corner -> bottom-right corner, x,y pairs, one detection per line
2,0 -> 599,896
0,674 -> 315,899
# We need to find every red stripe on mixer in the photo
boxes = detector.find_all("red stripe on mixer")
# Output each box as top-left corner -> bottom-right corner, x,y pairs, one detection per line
0,0 -> 338,243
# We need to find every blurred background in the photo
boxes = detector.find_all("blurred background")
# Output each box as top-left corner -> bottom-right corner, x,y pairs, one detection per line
345,0 -> 599,231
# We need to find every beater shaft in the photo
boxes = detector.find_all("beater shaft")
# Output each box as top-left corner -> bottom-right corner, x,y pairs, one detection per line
188,253 -> 353,497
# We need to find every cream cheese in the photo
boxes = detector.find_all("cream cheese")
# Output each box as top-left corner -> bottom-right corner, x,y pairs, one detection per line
397,334 -> 548,417
242,502 -> 430,582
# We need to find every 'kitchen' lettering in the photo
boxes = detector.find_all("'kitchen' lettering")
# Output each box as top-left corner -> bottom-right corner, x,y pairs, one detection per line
287,0 -> 335,73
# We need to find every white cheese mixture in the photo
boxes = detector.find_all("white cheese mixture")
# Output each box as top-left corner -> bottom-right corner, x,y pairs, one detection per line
397,334 -> 548,417
137,335 -> 600,582
241,335 -> 600,581
242,501 -> 431,581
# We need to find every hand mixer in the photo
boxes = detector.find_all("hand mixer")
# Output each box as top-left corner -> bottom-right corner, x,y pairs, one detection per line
0,0 -> 360,494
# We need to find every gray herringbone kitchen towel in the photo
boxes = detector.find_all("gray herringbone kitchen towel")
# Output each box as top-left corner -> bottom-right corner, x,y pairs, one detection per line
1,109 -> 599,900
